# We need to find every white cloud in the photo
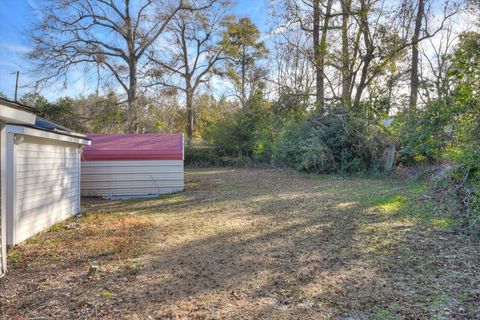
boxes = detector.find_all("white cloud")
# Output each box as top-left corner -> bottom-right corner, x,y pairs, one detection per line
0,42 -> 31,54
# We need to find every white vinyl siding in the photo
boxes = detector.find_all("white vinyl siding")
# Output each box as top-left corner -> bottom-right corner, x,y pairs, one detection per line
10,136 -> 80,245
0,122 -> 5,276
81,160 -> 184,197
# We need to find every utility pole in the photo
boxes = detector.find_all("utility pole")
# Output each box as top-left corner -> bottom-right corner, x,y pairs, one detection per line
10,71 -> 20,101
14,71 -> 19,101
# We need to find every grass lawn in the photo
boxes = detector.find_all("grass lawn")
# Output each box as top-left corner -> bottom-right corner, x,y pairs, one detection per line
1,168 -> 479,319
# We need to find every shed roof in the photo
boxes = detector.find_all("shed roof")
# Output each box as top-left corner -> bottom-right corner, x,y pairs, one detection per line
0,97 -> 38,114
0,98 -> 90,141
28,116 -> 90,140
82,134 -> 183,161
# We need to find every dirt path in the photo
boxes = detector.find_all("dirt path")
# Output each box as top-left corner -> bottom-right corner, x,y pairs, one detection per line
1,168 -> 479,319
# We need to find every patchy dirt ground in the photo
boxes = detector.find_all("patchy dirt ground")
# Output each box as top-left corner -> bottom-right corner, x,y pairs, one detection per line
1,168 -> 479,319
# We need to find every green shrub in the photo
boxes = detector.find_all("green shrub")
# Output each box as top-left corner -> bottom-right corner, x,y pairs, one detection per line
393,100 -> 451,164
273,114 -> 387,174
392,32 -> 479,237
185,145 -> 219,166
185,145 -> 257,167
201,92 -> 275,162
273,121 -> 334,172
396,32 -> 479,173
433,167 -> 480,238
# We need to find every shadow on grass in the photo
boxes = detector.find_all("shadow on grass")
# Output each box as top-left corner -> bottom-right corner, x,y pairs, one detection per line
1,168 -> 478,319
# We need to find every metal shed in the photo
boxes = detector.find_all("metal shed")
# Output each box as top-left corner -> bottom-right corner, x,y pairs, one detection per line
0,98 -> 90,275
81,134 -> 184,198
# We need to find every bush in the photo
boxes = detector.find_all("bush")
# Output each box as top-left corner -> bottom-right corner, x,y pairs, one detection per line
273,121 -> 334,172
202,92 -> 275,162
392,32 -> 480,237
185,145 -> 219,166
396,32 -> 480,171
202,114 -> 252,159
185,145 -> 255,167
273,114 -> 388,174
393,100 -> 450,164
461,178 -> 480,238
433,166 -> 480,238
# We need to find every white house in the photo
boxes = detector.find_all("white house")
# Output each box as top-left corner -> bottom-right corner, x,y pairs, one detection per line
0,98 -> 90,275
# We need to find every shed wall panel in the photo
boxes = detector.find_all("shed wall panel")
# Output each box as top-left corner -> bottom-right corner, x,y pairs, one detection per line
81,160 -> 184,197
11,136 -> 80,245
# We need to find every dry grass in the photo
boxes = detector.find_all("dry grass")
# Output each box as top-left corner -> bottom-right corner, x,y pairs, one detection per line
1,168 -> 479,319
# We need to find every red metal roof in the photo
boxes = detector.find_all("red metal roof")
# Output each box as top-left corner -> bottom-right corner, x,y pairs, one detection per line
82,134 -> 183,161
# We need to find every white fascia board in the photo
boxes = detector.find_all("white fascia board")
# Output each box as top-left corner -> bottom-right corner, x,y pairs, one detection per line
0,126 -> 10,269
5,125 -> 91,146
0,105 -> 36,125
1,127 -> 16,246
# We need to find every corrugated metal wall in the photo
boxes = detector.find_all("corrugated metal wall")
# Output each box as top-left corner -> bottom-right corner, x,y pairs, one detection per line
10,136 -> 81,245
81,160 -> 184,197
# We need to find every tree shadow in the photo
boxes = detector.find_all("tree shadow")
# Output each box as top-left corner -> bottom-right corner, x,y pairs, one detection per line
1,168 -> 478,319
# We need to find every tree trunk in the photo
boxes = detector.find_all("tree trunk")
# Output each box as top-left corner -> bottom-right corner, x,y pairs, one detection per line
341,0 -> 352,108
313,0 -> 322,114
241,48 -> 247,109
353,1 -> 374,109
353,51 -> 373,109
125,0 -> 139,133
409,0 -> 425,110
186,87 -> 194,146
127,60 -> 138,133
313,0 -> 333,115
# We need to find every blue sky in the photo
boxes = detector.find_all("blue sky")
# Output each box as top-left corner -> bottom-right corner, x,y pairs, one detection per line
0,0 -> 268,101
0,0 -> 35,99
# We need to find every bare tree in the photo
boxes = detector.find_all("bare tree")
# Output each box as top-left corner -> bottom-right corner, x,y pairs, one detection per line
340,0 -> 352,108
268,29 -> 316,106
270,0 -> 459,116
28,0 -> 216,132
281,0 -> 336,113
420,24 -> 456,102
409,0 -> 426,109
351,0 -> 377,110
148,1 -> 230,145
